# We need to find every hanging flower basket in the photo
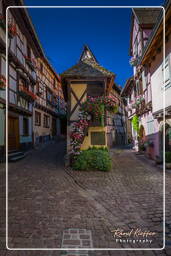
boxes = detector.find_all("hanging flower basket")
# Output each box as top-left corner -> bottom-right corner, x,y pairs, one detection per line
0,75 -> 6,90
129,57 -> 138,66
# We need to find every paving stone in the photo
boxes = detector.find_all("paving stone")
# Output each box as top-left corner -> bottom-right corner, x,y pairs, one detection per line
1,141 -> 171,255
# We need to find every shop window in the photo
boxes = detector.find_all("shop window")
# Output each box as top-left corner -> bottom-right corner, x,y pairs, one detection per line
35,111 -> 41,126
23,117 -> 29,136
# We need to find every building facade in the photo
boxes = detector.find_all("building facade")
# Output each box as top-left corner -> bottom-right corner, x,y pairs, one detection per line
0,1 -> 42,156
34,57 -> 66,146
107,83 -> 127,147
140,1 -> 171,160
61,45 -> 120,155
122,3 -> 171,161
0,0 -> 66,160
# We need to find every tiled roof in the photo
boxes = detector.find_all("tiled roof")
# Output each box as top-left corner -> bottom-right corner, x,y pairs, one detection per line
133,8 -> 161,24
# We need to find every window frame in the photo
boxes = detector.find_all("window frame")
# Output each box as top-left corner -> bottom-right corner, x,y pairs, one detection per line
35,111 -> 41,126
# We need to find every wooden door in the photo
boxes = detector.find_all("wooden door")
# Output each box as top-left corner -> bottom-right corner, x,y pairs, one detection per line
8,116 -> 19,151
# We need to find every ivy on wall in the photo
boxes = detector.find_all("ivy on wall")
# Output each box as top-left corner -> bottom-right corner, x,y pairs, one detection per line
131,115 -> 139,132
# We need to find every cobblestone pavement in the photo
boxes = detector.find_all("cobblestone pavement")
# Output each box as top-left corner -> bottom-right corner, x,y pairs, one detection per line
0,140 -> 171,256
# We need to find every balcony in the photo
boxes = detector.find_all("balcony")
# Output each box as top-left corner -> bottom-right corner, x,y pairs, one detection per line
19,85 -> 37,101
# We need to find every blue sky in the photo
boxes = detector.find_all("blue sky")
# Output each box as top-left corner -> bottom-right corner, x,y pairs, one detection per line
24,0 -> 164,86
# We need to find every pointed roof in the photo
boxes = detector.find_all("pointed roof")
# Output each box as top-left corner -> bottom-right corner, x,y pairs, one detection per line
79,45 -> 98,64
61,45 -> 114,79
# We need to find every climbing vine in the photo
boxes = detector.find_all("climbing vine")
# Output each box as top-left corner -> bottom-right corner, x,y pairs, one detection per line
131,115 -> 139,132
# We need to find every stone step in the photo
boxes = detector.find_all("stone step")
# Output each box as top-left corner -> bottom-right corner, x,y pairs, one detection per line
8,151 -> 26,162
8,151 -> 24,157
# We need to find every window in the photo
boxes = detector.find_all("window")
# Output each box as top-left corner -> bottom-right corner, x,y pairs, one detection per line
53,78 -> 56,88
23,117 -> 29,136
134,38 -> 138,57
147,119 -> 154,135
162,56 -> 171,89
35,111 -> 41,126
27,45 -> 31,59
43,114 -> 50,128
19,77 -> 28,90
47,89 -> 52,103
40,62 -> 43,73
142,68 -> 148,91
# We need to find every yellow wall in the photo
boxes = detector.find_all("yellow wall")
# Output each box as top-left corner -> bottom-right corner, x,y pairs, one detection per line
81,126 -> 107,150
68,82 -> 107,151
70,83 -> 87,121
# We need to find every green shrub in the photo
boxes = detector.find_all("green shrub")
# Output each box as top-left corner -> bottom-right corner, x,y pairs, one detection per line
165,152 -> 171,163
73,148 -> 112,171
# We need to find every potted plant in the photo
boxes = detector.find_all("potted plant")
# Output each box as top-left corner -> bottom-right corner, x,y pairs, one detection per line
165,152 -> 171,169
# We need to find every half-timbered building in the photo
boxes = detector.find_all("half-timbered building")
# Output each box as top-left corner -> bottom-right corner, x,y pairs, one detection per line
0,1 -> 43,160
122,8 -> 161,153
107,83 -> 127,147
0,0 -> 66,160
34,57 -> 66,146
61,45 -> 119,155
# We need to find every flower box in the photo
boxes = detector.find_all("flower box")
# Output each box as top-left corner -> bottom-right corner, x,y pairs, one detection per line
19,85 -> 36,101
0,75 -> 6,90
8,23 -> 17,38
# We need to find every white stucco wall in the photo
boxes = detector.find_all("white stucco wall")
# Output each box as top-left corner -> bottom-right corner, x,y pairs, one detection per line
151,39 -> 171,113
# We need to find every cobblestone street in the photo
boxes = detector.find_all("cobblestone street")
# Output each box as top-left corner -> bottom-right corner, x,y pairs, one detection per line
0,141 -> 171,256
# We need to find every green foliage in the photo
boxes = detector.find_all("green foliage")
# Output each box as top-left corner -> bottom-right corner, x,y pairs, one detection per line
132,115 -> 139,132
73,148 -> 112,171
165,152 -> 171,163
88,146 -> 109,152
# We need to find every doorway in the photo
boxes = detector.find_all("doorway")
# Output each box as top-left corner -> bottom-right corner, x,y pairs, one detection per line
8,116 -> 19,151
